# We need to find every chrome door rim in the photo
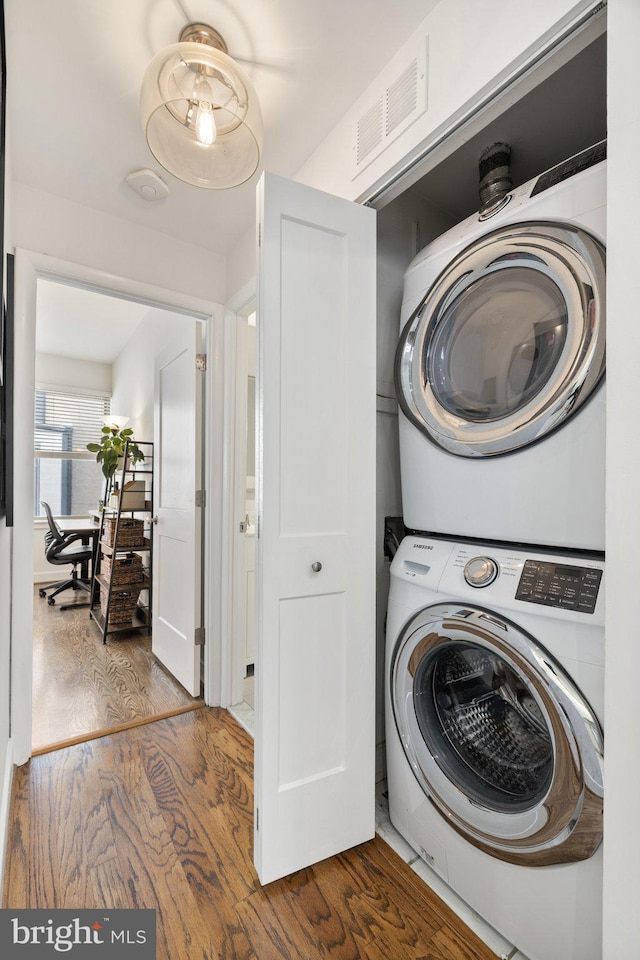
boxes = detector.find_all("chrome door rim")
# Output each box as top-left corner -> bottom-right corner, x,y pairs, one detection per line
395,221 -> 606,457
391,602 -> 604,865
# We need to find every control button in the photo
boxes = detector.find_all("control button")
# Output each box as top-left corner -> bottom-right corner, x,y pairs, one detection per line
578,600 -> 597,614
464,556 -> 499,588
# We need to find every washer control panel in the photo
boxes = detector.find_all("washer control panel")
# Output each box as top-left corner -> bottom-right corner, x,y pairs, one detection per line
392,537 -> 605,624
515,560 -> 603,614
463,556 -> 498,588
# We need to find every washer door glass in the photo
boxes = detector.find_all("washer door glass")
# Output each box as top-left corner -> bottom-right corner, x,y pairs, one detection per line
395,221 -> 605,457
391,603 -> 604,865
414,640 -> 553,813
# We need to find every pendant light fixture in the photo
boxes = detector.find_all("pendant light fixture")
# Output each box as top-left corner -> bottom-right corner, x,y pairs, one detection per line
141,22 -> 263,189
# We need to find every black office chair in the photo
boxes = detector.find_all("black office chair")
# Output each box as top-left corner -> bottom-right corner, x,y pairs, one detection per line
38,501 -> 95,609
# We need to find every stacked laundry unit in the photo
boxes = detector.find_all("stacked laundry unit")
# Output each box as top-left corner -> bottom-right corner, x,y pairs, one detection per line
385,143 -> 607,960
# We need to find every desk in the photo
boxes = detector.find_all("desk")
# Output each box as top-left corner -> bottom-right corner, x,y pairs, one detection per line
57,518 -> 100,581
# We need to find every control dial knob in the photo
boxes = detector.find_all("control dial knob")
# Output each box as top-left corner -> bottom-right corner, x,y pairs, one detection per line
464,556 -> 498,588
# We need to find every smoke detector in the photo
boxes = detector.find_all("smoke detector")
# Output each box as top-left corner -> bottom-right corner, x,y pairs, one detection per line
125,168 -> 170,202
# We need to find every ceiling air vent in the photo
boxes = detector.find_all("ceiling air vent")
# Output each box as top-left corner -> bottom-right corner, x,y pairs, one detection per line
356,98 -> 384,167
353,36 -> 428,178
386,60 -> 418,136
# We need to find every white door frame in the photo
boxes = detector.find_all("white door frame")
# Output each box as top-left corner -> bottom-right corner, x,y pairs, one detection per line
221,279 -> 257,708
12,248 -> 226,765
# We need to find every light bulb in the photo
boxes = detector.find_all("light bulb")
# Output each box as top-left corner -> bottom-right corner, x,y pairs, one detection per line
195,98 -> 216,145
191,74 -> 217,146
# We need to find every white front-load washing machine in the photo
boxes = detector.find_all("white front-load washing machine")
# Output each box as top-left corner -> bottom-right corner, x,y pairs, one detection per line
386,535 -> 604,960
395,143 -> 606,551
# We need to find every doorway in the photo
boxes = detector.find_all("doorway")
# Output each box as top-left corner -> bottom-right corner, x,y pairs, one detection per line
225,300 -> 257,735
11,250 -> 224,767
31,278 -> 209,753
31,279 -> 206,749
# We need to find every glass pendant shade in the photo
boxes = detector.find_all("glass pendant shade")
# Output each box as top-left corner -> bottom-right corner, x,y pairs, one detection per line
141,26 -> 263,189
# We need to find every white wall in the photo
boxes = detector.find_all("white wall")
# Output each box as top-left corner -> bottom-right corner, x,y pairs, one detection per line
110,305 -> 189,444
603,2 -> 640,956
35,352 -> 112,395
12,182 -> 226,305
226,225 -> 255,306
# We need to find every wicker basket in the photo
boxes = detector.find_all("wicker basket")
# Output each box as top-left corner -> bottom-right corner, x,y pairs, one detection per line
100,584 -> 142,624
103,517 -> 144,547
102,552 -> 144,585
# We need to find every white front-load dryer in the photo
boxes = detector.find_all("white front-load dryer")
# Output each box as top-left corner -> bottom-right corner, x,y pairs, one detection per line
385,535 -> 604,960
396,143 -> 606,551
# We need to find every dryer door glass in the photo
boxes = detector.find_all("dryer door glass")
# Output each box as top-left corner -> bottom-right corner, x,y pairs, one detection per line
413,640 -> 553,812
430,268 -> 567,422
395,221 -> 606,457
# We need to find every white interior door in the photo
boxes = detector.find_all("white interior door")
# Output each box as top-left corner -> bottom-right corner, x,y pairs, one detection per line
254,172 -> 377,884
153,324 -> 203,696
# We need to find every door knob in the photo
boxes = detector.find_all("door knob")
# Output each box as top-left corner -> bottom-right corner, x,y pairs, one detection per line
311,561 -> 322,572
151,515 -> 159,525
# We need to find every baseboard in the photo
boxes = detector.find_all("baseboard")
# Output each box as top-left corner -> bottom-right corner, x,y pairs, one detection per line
0,737 -> 14,899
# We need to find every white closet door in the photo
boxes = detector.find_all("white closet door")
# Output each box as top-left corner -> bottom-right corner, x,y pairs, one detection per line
254,171 -> 377,885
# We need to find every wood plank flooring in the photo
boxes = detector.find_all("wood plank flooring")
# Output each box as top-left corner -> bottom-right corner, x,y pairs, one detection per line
4,708 -> 498,960
32,588 -> 203,753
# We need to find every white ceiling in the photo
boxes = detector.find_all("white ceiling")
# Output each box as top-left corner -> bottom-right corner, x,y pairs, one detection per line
5,0 -> 439,257
36,280 -> 150,362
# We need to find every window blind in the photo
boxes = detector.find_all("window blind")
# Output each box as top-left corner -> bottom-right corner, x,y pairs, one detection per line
34,390 -> 111,455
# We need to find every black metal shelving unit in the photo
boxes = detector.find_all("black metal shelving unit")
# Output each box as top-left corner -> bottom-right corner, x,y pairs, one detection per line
90,440 -> 154,643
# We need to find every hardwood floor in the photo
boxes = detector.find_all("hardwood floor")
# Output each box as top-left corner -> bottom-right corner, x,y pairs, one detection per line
32,588 -> 203,753
4,708 -> 498,960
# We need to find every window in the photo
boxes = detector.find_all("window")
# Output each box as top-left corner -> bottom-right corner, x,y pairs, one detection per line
34,389 -> 111,517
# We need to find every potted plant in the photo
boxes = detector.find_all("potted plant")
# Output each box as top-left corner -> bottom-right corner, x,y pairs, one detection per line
87,423 -> 145,481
